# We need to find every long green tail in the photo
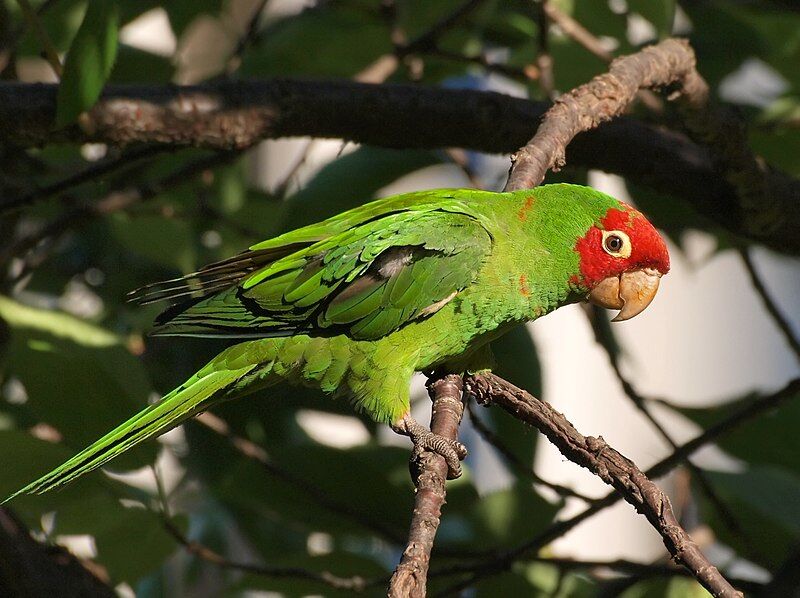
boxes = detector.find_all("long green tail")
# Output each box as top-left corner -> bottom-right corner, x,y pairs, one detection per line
4,355 -> 259,502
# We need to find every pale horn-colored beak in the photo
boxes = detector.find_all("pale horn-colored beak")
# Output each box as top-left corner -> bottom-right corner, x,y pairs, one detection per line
587,268 -> 662,322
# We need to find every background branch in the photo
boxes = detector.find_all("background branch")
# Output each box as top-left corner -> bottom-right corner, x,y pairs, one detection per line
1,79 -> 798,253
0,507 -> 114,597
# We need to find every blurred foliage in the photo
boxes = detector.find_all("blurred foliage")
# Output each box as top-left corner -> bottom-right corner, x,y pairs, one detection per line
0,0 -> 799,596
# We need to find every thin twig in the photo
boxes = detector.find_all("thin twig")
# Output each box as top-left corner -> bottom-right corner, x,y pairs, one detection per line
425,46 -> 538,81
462,373 -> 742,597
160,517 -> 377,591
195,412 -> 407,546
2,151 -> 242,274
533,0 -> 555,97
1,145 -> 166,214
432,376 -> 800,592
542,1 -> 613,62
465,400 -> 594,502
227,0 -> 270,72
399,0 -> 485,55
388,374 -> 465,598
739,248 -> 800,362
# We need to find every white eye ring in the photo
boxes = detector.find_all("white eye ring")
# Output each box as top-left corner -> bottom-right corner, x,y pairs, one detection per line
601,230 -> 632,258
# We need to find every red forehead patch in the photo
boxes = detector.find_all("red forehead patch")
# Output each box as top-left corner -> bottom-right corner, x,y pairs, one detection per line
574,206 -> 669,288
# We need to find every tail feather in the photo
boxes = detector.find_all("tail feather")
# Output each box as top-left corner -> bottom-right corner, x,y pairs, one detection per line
4,363 -> 256,502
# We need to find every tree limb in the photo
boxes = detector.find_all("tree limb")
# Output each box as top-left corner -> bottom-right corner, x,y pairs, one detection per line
465,373 -> 742,598
1,78 -> 799,253
388,374 -> 465,598
504,37 -> 781,238
0,507 -> 115,597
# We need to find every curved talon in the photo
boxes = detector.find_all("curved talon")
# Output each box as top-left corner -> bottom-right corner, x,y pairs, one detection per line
392,414 -> 467,479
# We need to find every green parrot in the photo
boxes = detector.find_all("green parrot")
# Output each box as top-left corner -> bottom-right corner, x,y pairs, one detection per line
6,183 -> 669,500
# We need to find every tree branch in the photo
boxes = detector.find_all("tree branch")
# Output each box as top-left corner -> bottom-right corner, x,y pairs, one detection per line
0,507 -> 115,597
465,400 -> 594,502
464,373 -> 742,598
160,516 -> 376,592
738,248 -> 800,362
1,79 -> 799,253
388,374 -> 465,598
433,376 -> 800,592
195,412 -> 406,547
504,38 -> 778,237
585,306 -> 761,561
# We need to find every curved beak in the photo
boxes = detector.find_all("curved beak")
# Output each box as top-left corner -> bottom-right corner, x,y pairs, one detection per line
587,268 -> 662,322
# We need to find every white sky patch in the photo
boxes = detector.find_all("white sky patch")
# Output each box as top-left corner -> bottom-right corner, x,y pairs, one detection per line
296,410 -> 371,449
120,8 -> 177,57
719,58 -> 789,107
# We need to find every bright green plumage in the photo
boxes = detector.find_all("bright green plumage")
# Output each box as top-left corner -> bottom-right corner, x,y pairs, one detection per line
7,184 -> 629,500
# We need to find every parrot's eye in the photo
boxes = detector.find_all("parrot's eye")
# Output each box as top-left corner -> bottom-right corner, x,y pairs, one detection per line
601,230 -> 631,258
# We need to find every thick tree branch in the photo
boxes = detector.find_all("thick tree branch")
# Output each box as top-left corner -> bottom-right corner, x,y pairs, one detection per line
0,507 -> 115,597
1,79 -> 799,253
389,374 -> 465,598
464,373 -> 742,598
504,37 -> 784,240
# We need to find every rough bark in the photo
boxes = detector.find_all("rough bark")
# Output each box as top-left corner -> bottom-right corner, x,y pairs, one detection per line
388,374 -> 465,598
0,78 -> 798,253
467,373 -> 742,598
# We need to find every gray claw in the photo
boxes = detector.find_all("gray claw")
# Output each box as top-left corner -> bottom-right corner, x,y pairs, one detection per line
392,414 -> 467,479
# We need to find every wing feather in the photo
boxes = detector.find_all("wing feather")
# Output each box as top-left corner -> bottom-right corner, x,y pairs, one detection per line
144,193 -> 493,341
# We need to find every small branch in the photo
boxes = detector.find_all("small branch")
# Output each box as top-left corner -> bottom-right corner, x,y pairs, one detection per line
541,1 -> 662,111
505,37 -> 776,238
424,47 -> 537,82
388,374 -> 465,598
505,38 -> 698,191
0,507 -> 115,597
1,145 -> 167,213
543,1 -> 613,62
15,0 -> 62,77
2,151 -> 242,276
226,0 -> 270,72
399,0 -> 485,55
465,373 -> 742,598
195,412 -> 406,547
465,400 -> 594,502
739,248 -> 800,362
431,381 -> 800,591
533,0 -> 555,97
160,517 -> 376,592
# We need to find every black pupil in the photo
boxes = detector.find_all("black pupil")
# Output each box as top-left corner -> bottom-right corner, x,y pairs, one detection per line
606,235 -> 622,252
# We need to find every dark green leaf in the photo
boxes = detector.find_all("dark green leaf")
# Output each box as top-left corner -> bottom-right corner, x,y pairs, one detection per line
57,0 -> 120,126
0,296 -> 157,471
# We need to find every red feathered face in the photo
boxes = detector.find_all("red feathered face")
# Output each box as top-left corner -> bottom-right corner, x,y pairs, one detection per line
574,205 -> 670,321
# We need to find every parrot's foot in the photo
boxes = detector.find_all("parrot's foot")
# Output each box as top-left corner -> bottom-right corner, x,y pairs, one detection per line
391,414 -> 468,480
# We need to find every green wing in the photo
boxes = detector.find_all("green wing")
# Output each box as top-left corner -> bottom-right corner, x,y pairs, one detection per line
133,192 -> 494,341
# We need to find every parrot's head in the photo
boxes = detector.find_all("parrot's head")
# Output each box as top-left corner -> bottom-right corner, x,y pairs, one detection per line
573,202 -> 670,322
